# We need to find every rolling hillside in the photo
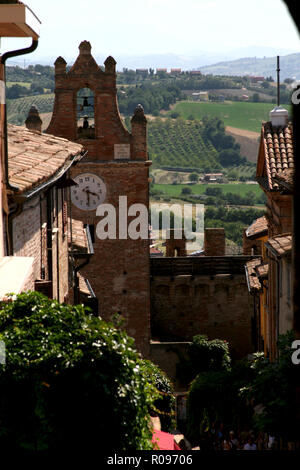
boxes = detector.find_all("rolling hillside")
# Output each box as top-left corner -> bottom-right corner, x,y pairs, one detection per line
148,118 -> 220,169
167,101 -> 291,133
7,94 -> 54,125
200,52 -> 300,80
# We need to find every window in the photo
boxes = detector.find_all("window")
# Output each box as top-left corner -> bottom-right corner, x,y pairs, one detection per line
77,87 -> 95,138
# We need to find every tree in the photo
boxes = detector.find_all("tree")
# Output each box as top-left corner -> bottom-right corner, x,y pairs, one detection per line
187,359 -> 253,444
0,292 -> 160,452
242,332 -> 299,443
181,187 -> 192,195
219,149 -> 242,167
252,92 -> 260,102
189,172 -> 198,183
205,187 -> 222,197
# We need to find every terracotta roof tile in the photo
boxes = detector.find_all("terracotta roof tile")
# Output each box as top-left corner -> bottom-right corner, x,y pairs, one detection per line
255,262 -> 268,279
265,233 -> 292,257
245,215 -> 268,238
70,219 -> 88,253
8,124 -> 83,194
78,272 -> 91,295
245,258 -> 262,292
273,168 -> 294,191
262,121 -> 294,190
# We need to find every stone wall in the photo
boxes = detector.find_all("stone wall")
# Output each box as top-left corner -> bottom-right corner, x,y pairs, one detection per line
151,256 -> 255,358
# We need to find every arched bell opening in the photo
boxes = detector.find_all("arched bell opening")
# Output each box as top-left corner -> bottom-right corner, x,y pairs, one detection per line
77,87 -> 95,139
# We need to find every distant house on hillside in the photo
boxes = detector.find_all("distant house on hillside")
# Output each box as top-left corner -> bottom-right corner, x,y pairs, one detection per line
249,76 -> 264,85
202,172 -> 223,182
170,68 -> 181,75
156,68 -> 168,75
136,68 -> 148,76
192,91 -> 209,102
189,70 -> 202,76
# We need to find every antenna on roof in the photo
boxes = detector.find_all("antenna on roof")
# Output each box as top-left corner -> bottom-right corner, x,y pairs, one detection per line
277,55 -> 280,106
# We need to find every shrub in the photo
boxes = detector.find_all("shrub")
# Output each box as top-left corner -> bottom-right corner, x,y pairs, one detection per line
141,360 -> 175,432
177,334 -> 231,386
0,292 -> 158,451
181,187 -> 192,195
187,360 -> 253,444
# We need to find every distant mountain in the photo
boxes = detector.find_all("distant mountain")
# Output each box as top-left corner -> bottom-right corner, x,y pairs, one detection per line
200,52 -> 300,80
7,46 -> 297,73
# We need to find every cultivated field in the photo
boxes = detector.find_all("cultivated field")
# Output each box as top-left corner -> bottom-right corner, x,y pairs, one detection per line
167,101 -> 292,133
152,182 -> 263,198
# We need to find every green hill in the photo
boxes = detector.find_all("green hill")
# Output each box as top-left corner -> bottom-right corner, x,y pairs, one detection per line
200,52 -> 300,80
7,94 -> 54,125
148,118 -> 221,169
167,101 -> 292,133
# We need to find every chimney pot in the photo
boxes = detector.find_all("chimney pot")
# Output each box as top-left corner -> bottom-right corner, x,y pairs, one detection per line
269,105 -> 289,127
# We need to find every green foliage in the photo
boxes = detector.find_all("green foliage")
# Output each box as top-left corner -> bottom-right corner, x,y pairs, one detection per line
187,360 -> 253,443
117,83 -> 184,116
181,187 -> 192,195
204,207 -> 264,244
141,360 -> 175,431
219,148 -> 245,167
7,94 -> 54,125
177,334 -> 231,385
241,331 -> 299,441
148,118 -> 222,170
151,182 -> 263,199
0,292 -> 158,451
189,334 -> 231,373
189,173 -> 198,183
205,187 -> 222,197
167,101 -> 291,133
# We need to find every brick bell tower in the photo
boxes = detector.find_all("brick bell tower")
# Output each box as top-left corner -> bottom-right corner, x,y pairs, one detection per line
47,41 -> 151,357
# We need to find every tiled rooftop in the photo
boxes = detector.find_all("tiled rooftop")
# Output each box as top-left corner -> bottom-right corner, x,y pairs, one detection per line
245,258 -> 262,292
78,272 -> 91,296
273,168 -> 294,192
245,215 -> 268,238
256,262 -> 268,279
70,219 -> 88,253
8,124 -> 83,194
265,233 -> 292,258
262,122 -> 294,190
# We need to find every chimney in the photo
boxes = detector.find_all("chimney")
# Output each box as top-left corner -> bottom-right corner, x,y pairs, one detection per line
269,105 -> 289,128
166,228 -> 187,257
25,105 -> 42,133
204,228 -> 225,256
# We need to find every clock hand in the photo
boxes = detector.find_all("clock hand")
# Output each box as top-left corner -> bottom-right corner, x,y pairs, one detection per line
87,190 -> 99,198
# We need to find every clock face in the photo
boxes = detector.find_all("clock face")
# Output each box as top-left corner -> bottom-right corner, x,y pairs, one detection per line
71,173 -> 106,211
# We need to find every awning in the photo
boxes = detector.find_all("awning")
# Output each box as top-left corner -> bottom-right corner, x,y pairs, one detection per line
152,430 -> 181,450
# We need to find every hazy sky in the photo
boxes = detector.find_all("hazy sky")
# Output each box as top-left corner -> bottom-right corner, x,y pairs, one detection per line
1,0 -> 299,61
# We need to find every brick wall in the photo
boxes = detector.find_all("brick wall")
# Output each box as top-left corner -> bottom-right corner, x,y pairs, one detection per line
71,162 -> 151,357
12,187 -> 70,302
13,197 -> 42,281
48,42 -> 151,357
204,228 -> 225,256
151,259 -> 255,358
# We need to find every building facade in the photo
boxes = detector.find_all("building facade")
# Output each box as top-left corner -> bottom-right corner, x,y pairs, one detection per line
47,41 -> 151,356
245,106 -> 294,360
3,123 -> 84,303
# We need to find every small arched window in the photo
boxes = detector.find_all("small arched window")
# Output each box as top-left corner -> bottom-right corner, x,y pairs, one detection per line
77,87 -> 95,138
